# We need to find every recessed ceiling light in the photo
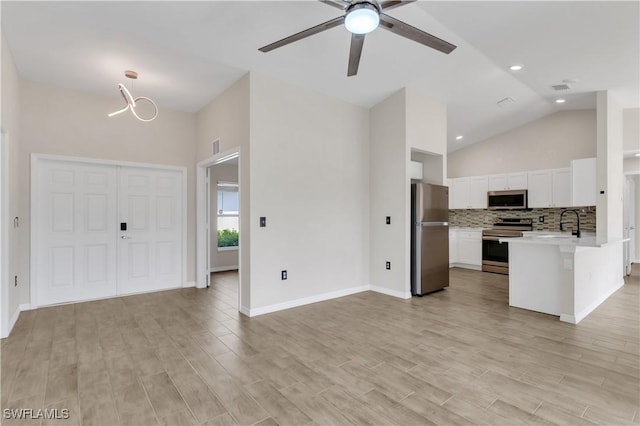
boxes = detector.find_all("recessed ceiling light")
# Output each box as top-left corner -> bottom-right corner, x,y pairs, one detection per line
455,135 -> 463,140
555,99 -> 566,104
509,65 -> 523,71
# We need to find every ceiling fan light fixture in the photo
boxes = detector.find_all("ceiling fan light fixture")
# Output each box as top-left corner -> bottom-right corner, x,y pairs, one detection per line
345,3 -> 380,34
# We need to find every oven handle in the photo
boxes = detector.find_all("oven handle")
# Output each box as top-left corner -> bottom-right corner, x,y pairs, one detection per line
482,236 -> 504,241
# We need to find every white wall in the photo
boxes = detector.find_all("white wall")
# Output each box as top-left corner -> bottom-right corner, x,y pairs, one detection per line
19,80 -> 198,308
210,162 -> 239,271
635,175 -> 640,262
1,33 -> 22,336
196,75 -> 250,309
248,72 -> 370,311
448,110 -> 597,178
596,91 -> 624,243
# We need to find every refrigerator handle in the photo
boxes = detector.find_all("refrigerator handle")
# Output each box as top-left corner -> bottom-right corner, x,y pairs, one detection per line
418,221 -> 449,227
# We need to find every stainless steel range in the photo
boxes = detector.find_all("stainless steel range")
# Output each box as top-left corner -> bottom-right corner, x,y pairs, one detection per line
482,218 -> 533,275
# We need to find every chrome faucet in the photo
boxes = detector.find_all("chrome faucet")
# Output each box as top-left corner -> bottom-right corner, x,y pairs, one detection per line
560,209 -> 581,238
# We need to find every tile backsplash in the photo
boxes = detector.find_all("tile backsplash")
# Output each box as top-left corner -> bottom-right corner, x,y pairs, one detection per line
449,207 -> 596,232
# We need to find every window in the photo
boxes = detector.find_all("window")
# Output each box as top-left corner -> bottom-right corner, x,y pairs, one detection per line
217,182 -> 238,249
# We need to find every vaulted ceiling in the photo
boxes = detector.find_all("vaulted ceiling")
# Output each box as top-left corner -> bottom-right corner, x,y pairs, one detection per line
3,1 -> 638,151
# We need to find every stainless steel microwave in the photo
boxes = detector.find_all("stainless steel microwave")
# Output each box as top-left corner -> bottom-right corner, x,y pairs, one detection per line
487,190 -> 528,210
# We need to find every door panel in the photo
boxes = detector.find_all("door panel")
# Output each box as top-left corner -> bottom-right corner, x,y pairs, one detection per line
37,161 -> 118,305
118,167 -> 182,295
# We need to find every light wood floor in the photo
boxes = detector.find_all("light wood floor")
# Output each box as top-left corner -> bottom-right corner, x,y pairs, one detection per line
1,267 -> 638,426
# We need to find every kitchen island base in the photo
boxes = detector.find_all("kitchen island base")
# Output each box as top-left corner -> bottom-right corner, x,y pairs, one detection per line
506,235 -> 624,324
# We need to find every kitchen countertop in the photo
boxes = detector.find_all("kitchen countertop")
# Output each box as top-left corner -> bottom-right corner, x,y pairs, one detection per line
499,231 -> 627,248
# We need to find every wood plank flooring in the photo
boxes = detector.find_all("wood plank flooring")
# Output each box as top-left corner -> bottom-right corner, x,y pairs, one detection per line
2,267 -> 638,425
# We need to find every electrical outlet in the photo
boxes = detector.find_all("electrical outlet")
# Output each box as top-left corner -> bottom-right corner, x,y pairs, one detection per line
385,261 -> 391,270
386,216 -> 391,225
539,216 -> 544,223
260,217 -> 266,227
14,276 -> 17,287
281,270 -> 287,280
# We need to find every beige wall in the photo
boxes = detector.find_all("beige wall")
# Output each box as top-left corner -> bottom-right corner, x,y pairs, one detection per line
623,108 -> 640,152
249,72 -> 370,310
448,110 -> 597,178
209,162 -> 239,270
196,75 -> 250,308
1,33 -> 22,335
370,89 -> 447,297
19,80 -> 198,307
370,90 -> 407,295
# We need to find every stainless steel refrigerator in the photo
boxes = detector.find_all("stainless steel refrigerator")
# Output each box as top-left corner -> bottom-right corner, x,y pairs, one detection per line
411,183 -> 449,296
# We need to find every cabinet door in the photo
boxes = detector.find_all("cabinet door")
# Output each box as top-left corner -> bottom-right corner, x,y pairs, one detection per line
450,178 -> 470,209
572,158 -> 596,206
528,171 -> 553,208
449,229 -> 458,264
507,173 -> 528,190
468,176 -> 489,209
552,168 -> 572,207
488,174 -> 507,191
458,231 -> 482,266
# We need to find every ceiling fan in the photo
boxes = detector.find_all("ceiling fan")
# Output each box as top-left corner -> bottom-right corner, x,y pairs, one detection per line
258,0 -> 457,77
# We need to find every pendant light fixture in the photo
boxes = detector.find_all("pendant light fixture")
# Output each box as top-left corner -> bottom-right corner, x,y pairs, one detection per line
108,70 -> 158,122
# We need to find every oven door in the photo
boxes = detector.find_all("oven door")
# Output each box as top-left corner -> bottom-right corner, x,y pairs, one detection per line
482,236 -> 509,273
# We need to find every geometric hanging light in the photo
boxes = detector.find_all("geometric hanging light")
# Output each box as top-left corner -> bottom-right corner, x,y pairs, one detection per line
108,70 -> 158,122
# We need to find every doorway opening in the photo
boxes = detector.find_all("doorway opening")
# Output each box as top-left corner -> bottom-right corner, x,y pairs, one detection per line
624,174 -> 638,275
196,148 -> 242,313
207,157 -> 239,310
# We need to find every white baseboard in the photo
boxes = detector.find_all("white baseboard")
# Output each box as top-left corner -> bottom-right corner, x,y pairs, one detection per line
183,281 -> 196,288
561,278 -> 625,324
209,266 -> 239,273
239,305 -> 250,317
2,306 -> 21,338
19,303 -> 32,311
247,285 -> 369,317
369,285 -> 412,299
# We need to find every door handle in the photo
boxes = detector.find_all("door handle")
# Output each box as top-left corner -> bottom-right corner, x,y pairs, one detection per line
121,236 -> 132,239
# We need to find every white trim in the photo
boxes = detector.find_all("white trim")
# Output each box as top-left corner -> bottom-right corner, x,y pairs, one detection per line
0,130 -> 9,338
19,303 -> 32,311
239,305 -> 250,317
217,246 -> 238,252
560,278 -> 625,324
247,285 -> 369,317
34,285 -> 185,309
183,281 -> 196,288
30,153 -> 187,309
209,266 -> 239,273
369,285 -> 412,299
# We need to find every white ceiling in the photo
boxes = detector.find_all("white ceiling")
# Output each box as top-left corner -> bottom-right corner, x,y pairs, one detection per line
2,1 -> 638,152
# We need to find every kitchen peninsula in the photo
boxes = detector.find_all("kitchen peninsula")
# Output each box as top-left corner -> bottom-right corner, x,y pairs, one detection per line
501,232 -> 626,324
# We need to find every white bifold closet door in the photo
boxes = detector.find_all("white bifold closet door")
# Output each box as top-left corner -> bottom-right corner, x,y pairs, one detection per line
35,159 -> 183,306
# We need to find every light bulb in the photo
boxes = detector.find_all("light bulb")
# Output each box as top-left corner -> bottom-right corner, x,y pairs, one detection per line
345,4 -> 380,34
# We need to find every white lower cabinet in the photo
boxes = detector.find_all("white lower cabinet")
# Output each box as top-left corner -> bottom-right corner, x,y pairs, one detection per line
449,228 -> 482,269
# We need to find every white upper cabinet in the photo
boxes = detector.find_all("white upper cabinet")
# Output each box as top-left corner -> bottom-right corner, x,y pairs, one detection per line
449,176 -> 488,209
571,157 -> 596,206
552,168 -> 572,207
468,176 -> 489,209
527,168 -> 571,208
488,173 -> 528,191
527,171 -> 553,208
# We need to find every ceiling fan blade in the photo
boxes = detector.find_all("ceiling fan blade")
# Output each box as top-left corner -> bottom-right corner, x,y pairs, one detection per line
379,0 -> 416,11
259,16 -> 345,53
318,0 -> 348,10
379,14 -> 457,54
347,33 -> 365,76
